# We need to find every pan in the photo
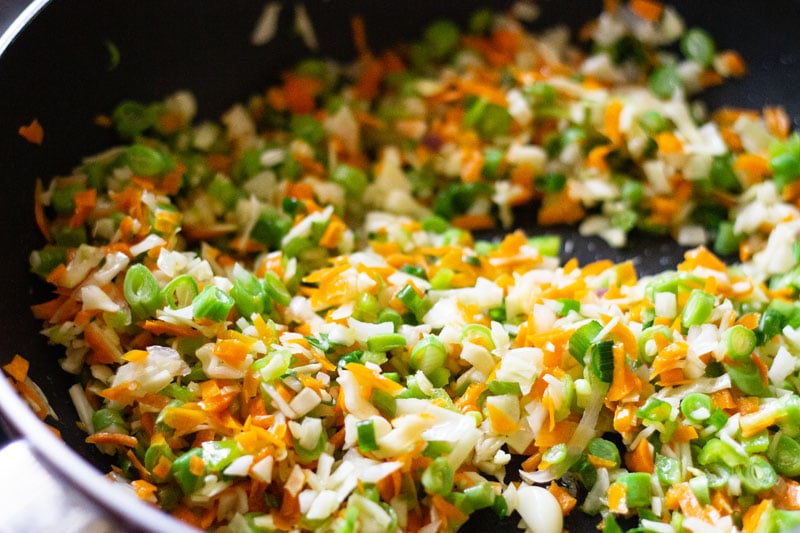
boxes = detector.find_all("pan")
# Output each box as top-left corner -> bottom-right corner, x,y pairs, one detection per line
0,0 -> 799,531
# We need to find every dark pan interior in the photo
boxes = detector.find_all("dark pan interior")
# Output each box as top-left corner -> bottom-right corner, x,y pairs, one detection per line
0,0 -> 799,530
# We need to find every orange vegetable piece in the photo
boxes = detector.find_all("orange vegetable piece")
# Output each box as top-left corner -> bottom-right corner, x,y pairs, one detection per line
628,0 -> 664,22
18,118 -> 44,145
2,354 -> 30,383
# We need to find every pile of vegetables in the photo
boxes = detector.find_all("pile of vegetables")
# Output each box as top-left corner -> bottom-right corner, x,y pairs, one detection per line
9,1 -> 800,532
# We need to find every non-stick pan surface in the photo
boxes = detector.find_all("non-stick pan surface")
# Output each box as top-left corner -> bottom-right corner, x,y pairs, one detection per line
0,1 -> 799,531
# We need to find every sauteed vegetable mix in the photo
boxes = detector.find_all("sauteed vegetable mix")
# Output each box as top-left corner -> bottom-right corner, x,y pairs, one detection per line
9,1 -> 800,531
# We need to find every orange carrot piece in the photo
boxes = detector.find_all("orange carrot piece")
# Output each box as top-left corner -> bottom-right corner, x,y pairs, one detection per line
604,100 -> 624,146
548,481 -> 578,515
142,319 -> 202,338
629,0 -> 664,22
18,118 -> 44,145
764,106 -> 791,140
351,15 -> 369,57
84,321 -> 123,364
655,132 -> 684,154
451,213 -> 495,231
626,439 -> 654,473
718,50 -> 747,77
2,354 -> 30,383
69,188 -> 97,228
742,498 -> 772,533
85,432 -> 139,448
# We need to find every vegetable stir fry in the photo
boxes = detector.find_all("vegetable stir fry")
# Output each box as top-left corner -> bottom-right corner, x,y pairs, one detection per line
11,1 -> 800,532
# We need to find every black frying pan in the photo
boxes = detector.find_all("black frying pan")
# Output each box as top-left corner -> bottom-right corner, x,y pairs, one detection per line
0,1 -> 799,530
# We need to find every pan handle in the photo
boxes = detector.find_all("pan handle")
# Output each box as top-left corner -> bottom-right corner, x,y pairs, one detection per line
0,439 -> 116,532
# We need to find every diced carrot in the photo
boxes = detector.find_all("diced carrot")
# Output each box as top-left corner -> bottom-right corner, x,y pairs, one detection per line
131,479 -> 158,502
548,481 -> 577,515
604,100 -> 624,146
629,0 -> 664,22
492,28 -> 522,57
699,69 -> 724,88
213,338 -> 250,367
679,246 -> 728,273
283,75 -> 321,115
710,389 -> 736,411
486,404 -> 519,435
285,181 -> 315,200
18,118 -> 44,145
158,112 -> 184,134
189,454 -> 205,476
586,144 -> 613,171
718,50 -> 747,77
655,132 -> 684,154
534,418 -> 578,447
733,153 -> 771,185
607,482 -> 628,513
764,106 -> 791,140
742,498 -> 772,533
538,189 -> 585,225
521,452 -> 542,472
451,213 -> 495,231
626,439 -> 654,473
605,0 -> 621,13
353,58 -> 384,101
206,153 -> 232,174
319,217 -> 347,248
2,354 -> 30,383
672,424 -> 698,443
774,478 -> 800,511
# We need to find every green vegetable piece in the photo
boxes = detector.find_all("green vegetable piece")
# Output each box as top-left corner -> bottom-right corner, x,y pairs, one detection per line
409,336 -> 447,376
112,100 -> 157,138
681,28 -> 717,67
230,264 -> 267,319
616,472 -> 651,508
421,457 -> 454,496
590,340 -> 614,383
367,333 -> 407,353
738,455 -> 776,494
423,20 -> 461,61
356,419 -> 379,452
682,289 -> 715,327
192,285 -> 235,322
680,392 -> 712,424
125,144 -> 167,176
172,448 -> 205,495
92,408 -> 128,433
463,97 -> 512,140
124,264 -> 164,321
722,325 -> 756,361
587,438 -> 620,468
463,482 -> 495,511
162,274 -> 199,310
638,110 -> 670,135
569,320 -> 603,364
655,454 -> 681,486
649,64 -> 682,99
769,434 -> 800,477
331,164 -> 369,199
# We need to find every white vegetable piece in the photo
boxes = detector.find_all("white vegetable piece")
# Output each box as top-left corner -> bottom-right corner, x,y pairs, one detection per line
516,485 -> 563,533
